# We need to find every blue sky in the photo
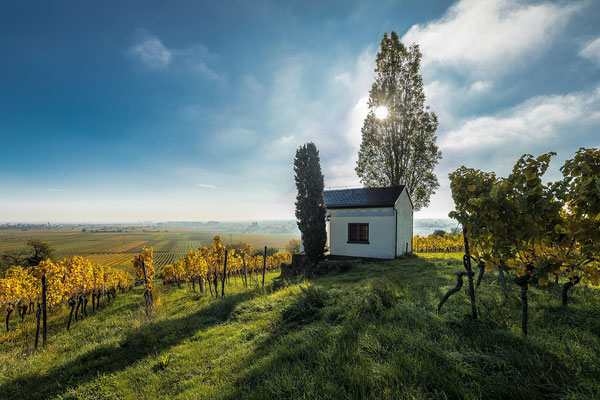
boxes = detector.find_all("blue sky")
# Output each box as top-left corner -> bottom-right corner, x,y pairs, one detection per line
1,0 -> 599,222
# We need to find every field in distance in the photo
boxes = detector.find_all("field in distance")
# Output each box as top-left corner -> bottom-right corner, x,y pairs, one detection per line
0,228 -> 299,273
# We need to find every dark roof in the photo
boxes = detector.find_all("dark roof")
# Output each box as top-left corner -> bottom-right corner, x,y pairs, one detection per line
323,186 -> 407,209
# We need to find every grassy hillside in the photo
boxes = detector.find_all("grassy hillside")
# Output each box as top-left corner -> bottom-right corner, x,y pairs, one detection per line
1,254 -> 599,399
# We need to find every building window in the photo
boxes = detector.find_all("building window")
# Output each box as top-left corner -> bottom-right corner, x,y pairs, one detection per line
348,223 -> 369,244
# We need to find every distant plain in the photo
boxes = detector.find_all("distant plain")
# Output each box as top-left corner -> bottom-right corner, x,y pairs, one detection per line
0,229 -> 299,272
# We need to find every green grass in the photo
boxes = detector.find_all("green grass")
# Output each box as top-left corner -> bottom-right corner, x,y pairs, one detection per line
1,254 -> 599,399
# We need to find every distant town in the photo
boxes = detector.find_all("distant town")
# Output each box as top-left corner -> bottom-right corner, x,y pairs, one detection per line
0,218 -> 458,237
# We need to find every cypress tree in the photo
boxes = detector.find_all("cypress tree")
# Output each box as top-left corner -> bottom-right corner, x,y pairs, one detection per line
294,142 -> 327,273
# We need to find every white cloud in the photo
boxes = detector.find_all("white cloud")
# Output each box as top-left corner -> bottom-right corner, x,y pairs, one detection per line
441,86 -> 600,153
333,72 -> 351,85
129,31 -> 172,68
279,135 -> 295,145
175,43 -> 220,80
192,62 -> 219,80
197,183 -> 217,189
128,29 -> 218,79
402,0 -> 580,78
422,86 -> 600,219
469,80 -> 491,93
580,36 -> 600,66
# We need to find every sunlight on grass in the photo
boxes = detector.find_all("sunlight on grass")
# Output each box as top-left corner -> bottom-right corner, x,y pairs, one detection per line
1,256 -> 599,399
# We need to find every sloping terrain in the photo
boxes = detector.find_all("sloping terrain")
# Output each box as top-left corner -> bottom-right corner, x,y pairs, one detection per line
1,254 -> 599,399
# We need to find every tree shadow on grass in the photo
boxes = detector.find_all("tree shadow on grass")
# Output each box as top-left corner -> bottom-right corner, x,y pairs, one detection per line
223,276 -> 599,400
0,291 -> 253,400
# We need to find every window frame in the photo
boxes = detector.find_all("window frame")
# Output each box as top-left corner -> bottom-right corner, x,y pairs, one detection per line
347,223 -> 369,244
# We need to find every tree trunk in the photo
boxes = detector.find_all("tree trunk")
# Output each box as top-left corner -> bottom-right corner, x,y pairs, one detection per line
514,274 -> 530,335
438,272 -> 469,312
5,307 -> 13,332
92,293 -> 96,312
475,261 -> 485,289
19,305 -> 28,321
462,230 -> 477,319
562,277 -> 581,306
199,277 -> 204,294
498,267 -> 507,292
67,299 -> 75,331
520,283 -> 528,336
75,297 -> 82,321
83,296 -> 88,317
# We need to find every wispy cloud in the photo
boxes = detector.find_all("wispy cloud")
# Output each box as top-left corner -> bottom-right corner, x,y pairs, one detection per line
278,135 -> 295,145
129,30 -> 173,69
580,36 -> 600,66
197,183 -> 217,189
128,29 -> 218,79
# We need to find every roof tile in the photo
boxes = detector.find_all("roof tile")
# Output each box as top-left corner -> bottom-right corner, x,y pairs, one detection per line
323,186 -> 406,209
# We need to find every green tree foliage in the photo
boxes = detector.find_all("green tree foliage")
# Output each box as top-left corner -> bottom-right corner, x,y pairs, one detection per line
286,239 -> 301,254
356,31 -> 441,211
294,142 -> 327,271
448,148 -> 600,334
1,239 -> 55,273
25,239 -> 55,267
450,227 -> 461,236
0,249 -> 29,274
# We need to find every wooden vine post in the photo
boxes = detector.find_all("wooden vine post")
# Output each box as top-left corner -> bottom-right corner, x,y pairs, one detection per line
142,260 -> 153,318
34,306 -> 41,349
262,246 -> 267,289
221,250 -> 228,298
35,275 -> 48,348
242,254 -> 248,288
41,274 -> 47,346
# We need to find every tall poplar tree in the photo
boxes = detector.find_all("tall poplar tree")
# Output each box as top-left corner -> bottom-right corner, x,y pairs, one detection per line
294,142 -> 327,271
356,31 -> 442,211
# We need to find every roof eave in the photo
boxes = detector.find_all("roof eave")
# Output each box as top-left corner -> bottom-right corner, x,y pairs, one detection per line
326,204 -> 396,209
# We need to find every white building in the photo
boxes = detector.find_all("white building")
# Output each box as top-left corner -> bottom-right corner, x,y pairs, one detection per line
323,186 -> 413,259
